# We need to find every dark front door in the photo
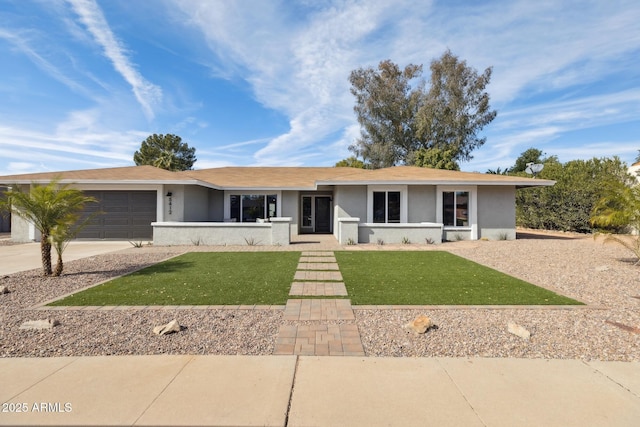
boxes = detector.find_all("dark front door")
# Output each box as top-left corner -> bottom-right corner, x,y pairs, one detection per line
315,197 -> 331,233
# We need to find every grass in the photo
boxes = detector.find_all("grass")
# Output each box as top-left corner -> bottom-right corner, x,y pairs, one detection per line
48,250 -> 582,307
48,252 -> 300,306
334,251 -> 582,305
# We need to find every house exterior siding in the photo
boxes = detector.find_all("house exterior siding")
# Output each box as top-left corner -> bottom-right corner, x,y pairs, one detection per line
408,185 -> 436,223
183,185 -> 209,222
0,165 -> 554,245
477,186 -> 516,240
281,190 -> 299,235
333,185 -> 367,239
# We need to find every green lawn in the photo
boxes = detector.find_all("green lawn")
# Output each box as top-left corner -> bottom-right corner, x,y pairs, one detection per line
48,252 -> 300,306
48,250 -> 581,307
335,251 -> 581,305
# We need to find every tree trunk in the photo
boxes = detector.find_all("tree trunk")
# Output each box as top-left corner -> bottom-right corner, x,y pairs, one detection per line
53,255 -> 63,277
40,233 -> 52,276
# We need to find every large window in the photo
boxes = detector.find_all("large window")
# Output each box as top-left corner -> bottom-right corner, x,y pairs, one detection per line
230,194 -> 277,222
373,191 -> 401,223
443,191 -> 469,226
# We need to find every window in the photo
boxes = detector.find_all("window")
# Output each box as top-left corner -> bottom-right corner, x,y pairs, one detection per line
443,191 -> 469,226
302,196 -> 312,228
373,191 -> 401,223
229,194 -> 277,222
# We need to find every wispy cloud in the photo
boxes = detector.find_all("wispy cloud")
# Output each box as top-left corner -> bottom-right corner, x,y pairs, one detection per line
0,28 -> 92,97
172,0 -> 640,168
66,0 -> 162,120
0,109 -> 150,176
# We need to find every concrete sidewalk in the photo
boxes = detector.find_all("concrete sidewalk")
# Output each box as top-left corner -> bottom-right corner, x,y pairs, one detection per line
0,241 -> 132,275
0,355 -> 638,426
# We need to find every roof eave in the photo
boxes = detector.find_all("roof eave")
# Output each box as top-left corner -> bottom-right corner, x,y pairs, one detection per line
318,179 -> 556,187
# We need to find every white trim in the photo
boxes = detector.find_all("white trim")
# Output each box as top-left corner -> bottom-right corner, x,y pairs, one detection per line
367,185 -> 408,223
436,185 -> 478,240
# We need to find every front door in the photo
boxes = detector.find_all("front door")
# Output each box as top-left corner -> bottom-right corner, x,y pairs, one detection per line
300,195 -> 332,233
315,197 -> 331,233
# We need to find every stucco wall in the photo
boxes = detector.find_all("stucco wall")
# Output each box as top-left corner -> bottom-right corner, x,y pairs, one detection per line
477,186 -> 516,240
183,185 -> 209,221
208,189 -> 224,221
152,219 -> 291,246
281,191 -> 299,235
10,214 -> 31,242
408,185 -> 436,222
162,185 -> 184,221
333,186 -> 367,238
358,223 -> 443,244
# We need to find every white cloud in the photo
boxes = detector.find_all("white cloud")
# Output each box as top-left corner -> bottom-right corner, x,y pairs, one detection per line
172,0 -> 640,167
66,0 -> 162,120
0,29 -> 93,97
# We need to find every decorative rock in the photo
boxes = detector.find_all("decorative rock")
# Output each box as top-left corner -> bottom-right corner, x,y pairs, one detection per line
0,285 -> 9,294
507,322 -> 531,340
595,266 -> 609,272
19,319 -> 59,330
403,314 -> 433,334
153,319 -> 181,336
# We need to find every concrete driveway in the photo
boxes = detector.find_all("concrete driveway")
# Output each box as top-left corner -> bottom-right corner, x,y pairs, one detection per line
0,241 -> 132,276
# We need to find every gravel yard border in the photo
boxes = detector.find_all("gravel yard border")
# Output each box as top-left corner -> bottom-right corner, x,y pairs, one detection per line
1,233 -> 638,361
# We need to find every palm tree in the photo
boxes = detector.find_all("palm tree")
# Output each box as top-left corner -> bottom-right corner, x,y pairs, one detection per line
50,209 -> 99,276
590,179 -> 640,264
1,179 -> 97,275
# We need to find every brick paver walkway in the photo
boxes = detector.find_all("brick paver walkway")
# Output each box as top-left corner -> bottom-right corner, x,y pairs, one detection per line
274,323 -> 364,356
289,282 -> 348,296
283,299 -> 355,321
274,251 -> 365,356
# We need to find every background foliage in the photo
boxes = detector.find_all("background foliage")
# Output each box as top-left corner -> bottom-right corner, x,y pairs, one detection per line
512,151 -> 632,233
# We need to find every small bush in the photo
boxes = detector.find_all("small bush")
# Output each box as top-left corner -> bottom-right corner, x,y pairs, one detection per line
244,236 -> 260,246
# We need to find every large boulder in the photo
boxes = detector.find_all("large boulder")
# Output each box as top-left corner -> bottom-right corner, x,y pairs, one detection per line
20,319 -> 59,330
153,319 -> 181,336
403,315 -> 433,334
507,321 -> 531,340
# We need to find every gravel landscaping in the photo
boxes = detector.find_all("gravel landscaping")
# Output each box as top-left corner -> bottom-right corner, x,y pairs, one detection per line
1,234 -> 638,361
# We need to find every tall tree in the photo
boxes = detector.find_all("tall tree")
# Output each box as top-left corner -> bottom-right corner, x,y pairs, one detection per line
511,148 -> 546,173
0,180 -> 97,276
349,60 -> 423,169
415,50 -> 497,163
335,156 -> 367,168
133,134 -> 196,171
348,51 -> 496,169
412,147 -> 460,170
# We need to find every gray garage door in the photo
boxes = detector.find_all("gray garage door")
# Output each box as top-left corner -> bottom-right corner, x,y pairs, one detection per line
77,191 -> 157,239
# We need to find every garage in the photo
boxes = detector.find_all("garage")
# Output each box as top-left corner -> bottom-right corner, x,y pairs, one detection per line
77,191 -> 157,240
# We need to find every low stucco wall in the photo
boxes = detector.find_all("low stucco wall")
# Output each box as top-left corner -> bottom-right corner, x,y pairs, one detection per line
358,223 -> 443,244
152,218 -> 291,246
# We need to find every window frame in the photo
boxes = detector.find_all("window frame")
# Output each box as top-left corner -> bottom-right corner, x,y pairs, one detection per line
224,191 -> 281,223
366,186 -> 408,224
436,185 -> 477,238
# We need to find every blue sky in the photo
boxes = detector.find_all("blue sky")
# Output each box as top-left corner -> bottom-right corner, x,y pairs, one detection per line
1,0 -> 639,176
